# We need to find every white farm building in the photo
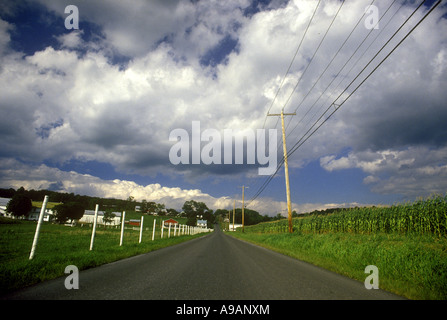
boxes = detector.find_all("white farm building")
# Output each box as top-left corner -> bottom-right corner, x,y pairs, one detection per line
78,210 -> 122,226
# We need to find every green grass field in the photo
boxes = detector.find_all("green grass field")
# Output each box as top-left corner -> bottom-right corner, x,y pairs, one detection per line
228,195 -> 447,300
0,215 -> 205,294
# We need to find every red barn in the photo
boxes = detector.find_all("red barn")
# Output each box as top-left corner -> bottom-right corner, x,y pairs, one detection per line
163,219 -> 178,227
128,219 -> 141,226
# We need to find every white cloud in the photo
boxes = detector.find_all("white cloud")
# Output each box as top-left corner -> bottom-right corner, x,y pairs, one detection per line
321,146 -> 447,198
56,30 -> 83,49
0,0 -> 446,209
0,158 -> 331,215
0,158 -> 370,215
320,149 -> 417,174
0,158 -> 230,210
0,18 -> 12,55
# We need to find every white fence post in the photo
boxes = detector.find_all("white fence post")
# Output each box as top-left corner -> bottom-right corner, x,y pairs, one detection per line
161,220 -> 164,238
89,204 -> 99,251
29,195 -> 49,260
168,223 -> 171,238
120,211 -> 126,246
139,216 -> 144,243
152,218 -> 156,241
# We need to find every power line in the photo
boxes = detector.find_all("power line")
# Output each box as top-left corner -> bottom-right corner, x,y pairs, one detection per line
286,0 -> 440,161
251,1 -> 322,202
285,0 -> 401,142
268,0 -> 346,166
247,0 -> 440,207
279,0 -> 345,113
256,0 -> 379,199
262,0 -> 321,129
286,0 -> 379,126
285,0 -> 427,155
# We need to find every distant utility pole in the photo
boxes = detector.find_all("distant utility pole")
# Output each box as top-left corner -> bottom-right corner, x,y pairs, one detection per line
233,199 -> 235,232
267,110 -> 296,233
239,186 -> 248,232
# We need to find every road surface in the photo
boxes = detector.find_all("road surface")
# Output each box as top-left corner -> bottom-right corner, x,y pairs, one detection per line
2,226 -> 403,300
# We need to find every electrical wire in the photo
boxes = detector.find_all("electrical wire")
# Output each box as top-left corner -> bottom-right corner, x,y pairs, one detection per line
286,0 -> 438,161
269,0 -> 347,167
285,0 -> 401,142
262,0 -> 321,129
247,0 -> 440,207
279,0 -> 345,113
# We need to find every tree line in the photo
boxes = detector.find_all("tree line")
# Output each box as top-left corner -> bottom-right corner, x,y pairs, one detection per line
1,187 -> 288,227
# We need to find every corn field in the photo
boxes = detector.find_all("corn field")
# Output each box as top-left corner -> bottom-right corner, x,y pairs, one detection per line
243,195 -> 447,237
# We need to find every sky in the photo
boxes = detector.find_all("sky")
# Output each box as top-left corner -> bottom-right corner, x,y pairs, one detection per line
0,0 -> 446,216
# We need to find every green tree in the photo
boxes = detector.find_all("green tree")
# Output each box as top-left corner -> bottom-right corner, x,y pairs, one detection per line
186,216 -> 197,226
155,203 -> 166,215
231,208 -> 266,225
182,200 -> 214,227
6,194 -> 32,218
167,208 -> 179,216
146,201 -> 158,214
102,210 -> 116,227
140,199 -> 148,213
53,202 -> 85,224
273,213 -> 285,220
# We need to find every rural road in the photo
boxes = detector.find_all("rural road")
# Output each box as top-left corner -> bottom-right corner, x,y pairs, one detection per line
2,226 -> 403,300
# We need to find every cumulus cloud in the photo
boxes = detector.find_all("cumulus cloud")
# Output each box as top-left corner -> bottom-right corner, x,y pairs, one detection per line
321,146 -> 447,198
0,158 -> 229,210
0,158 -> 367,215
0,0 -> 446,210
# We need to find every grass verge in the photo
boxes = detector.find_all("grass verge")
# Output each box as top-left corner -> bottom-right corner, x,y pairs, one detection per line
227,231 -> 447,300
0,219 -> 206,294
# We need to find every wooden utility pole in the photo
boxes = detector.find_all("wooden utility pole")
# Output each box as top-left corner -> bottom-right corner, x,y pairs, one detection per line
239,186 -> 248,232
233,199 -> 235,232
267,110 -> 295,233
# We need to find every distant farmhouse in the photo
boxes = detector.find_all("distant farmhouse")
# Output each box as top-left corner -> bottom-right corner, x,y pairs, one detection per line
78,210 -> 122,226
0,197 -> 12,217
0,197 -> 54,221
0,197 -> 121,226
27,206 -> 55,222
197,219 -> 207,228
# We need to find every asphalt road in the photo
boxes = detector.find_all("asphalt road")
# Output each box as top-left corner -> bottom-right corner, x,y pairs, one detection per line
2,226 -> 404,300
